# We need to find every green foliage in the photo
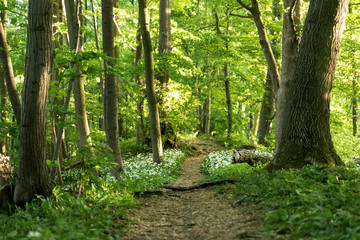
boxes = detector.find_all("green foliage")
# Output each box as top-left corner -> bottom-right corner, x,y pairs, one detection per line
201,150 -> 360,239
0,149 -> 185,239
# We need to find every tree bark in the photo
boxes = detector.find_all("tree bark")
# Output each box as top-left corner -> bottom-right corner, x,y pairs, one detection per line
204,85 -> 211,135
13,0 -> 53,205
267,0 -> 349,170
64,0 -> 92,151
257,70 -> 275,144
275,0 -> 302,153
158,0 -> 171,87
102,0 -> 124,177
0,1 -> 21,124
0,71 -> 6,155
139,0 -> 164,164
134,29 -> 146,143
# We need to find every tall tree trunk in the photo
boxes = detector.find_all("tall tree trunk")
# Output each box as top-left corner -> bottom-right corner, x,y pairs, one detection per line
64,0 -> 92,151
158,0 -> 171,87
214,11 -> 233,138
134,29 -> 145,143
257,70 -> 275,144
139,0 -> 164,164
0,71 -> 7,155
275,0 -> 302,153
256,0 -> 280,145
0,1 -> 21,124
204,84 -> 211,135
352,79 -> 357,137
102,0 -> 123,177
113,0 -> 124,137
13,0 -> 53,205
158,0 -> 174,147
267,0 -> 349,170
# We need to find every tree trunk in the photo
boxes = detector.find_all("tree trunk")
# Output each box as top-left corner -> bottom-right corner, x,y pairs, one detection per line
13,0 -> 53,205
214,11 -> 233,138
64,0 -> 92,151
204,85 -> 211,135
158,0 -> 175,147
352,79 -> 357,137
158,0 -> 171,87
267,0 -> 349,170
134,29 -> 145,143
257,70 -> 275,144
0,1 -> 21,124
0,71 -> 7,155
275,0 -> 302,153
139,0 -> 164,164
102,0 -> 123,177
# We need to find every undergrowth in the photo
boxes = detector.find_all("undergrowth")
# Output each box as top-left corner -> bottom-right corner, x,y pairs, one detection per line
202,150 -> 360,239
0,149 -> 185,240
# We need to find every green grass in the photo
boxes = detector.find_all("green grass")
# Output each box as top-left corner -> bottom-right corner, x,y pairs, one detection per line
201,150 -> 360,239
0,149 -> 185,240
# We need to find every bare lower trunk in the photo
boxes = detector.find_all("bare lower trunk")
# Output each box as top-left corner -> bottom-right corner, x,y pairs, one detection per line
275,0 -> 301,153
139,0 -> 164,164
204,86 -> 211,135
102,0 -> 123,177
257,71 -> 275,144
0,71 -> 7,154
14,0 -> 53,205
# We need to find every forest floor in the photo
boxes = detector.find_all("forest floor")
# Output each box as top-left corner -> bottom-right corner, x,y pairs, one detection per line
122,139 -> 263,240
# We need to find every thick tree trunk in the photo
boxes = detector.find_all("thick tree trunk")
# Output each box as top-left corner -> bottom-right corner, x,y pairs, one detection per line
257,71 -> 275,144
267,0 -> 349,170
275,0 -> 301,153
13,0 -> 53,205
102,0 -> 123,177
0,2 -> 21,124
139,0 -> 164,164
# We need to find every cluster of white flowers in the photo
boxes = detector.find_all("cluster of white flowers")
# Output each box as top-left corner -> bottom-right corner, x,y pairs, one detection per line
102,149 -> 185,191
202,150 -> 233,175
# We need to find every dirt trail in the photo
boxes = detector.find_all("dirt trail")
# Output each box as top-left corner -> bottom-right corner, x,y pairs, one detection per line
122,139 -> 262,240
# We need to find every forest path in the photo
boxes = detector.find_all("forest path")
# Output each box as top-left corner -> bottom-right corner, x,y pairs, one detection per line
122,139 -> 262,240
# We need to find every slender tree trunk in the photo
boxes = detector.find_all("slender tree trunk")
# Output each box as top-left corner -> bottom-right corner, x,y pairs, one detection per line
267,0 -> 349,170
353,79 -> 357,137
139,0 -> 164,164
134,29 -> 145,143
158,0 -> 171,87
64,0 -> 92,151
275,0 -> 301,153
257,0 -> 280,144
0,71 -> 7,155
14,0 -> 53,205
102,0 -> 123,177
257,70 -> 275,144
204,85 -> 211,135
0,1 -> 21,124
214,11 -> 233,138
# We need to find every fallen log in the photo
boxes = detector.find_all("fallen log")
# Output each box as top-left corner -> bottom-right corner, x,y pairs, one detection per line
232,149 -> 272,166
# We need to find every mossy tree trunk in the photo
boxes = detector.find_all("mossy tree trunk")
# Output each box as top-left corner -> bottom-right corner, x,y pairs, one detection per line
267,0 -> 349,170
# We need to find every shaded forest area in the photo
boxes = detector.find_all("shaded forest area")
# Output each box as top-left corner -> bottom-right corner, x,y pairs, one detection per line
0,0 -> 360,239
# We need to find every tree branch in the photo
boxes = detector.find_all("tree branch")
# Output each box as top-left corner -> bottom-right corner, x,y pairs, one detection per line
236,0 -> 252,11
